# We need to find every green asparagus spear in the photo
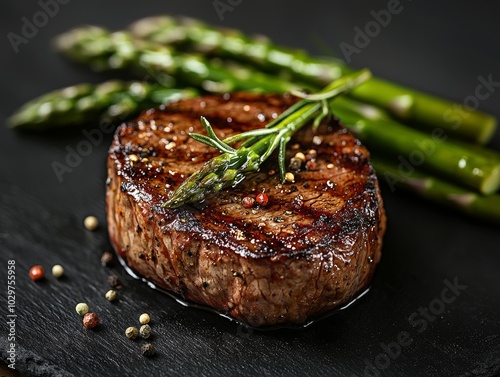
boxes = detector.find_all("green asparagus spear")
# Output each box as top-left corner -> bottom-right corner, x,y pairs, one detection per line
8,80 -> 197,129
129,15 -> 497,144
12,39 -> 500,197
54,26 -> 307,94
328,103 -> 500,195
163,69 -> 371,208
17,23 -> 500,197
372,158 -> 500,225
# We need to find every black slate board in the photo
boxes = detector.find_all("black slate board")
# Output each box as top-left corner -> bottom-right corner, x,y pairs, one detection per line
1,1 -> 500,376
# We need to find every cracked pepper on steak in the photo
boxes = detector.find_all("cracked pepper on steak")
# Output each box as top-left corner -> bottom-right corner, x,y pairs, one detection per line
106,92 -> 386,327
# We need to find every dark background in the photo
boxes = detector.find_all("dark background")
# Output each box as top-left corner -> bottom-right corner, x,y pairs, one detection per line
1,1 -> 499,376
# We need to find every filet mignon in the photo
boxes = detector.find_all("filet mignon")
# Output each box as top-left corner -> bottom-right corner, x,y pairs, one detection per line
106,92 -> 386,327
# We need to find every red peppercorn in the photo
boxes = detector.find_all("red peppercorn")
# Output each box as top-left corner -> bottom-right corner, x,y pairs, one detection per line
83,312 -> 100,329
242,196 -> 255,208
29,265 -> 44,281
256,193 -> 269,207
306,160 -> 317,170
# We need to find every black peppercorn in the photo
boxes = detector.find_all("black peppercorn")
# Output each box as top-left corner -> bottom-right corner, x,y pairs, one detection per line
107,275 -> 122,289
140,343 -> 156,357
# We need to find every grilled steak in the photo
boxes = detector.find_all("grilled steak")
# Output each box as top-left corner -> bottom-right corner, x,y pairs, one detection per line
106,92 -> 386,327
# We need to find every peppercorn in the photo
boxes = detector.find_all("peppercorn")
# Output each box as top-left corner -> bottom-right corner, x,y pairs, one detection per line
256,193 -> 269,207
140,324 -> 152,339
83,216 -> 99,231
139,313 -> 151,325
83,313 -> 99,329
140,343 -> 155,357
241,196 -> 255,208
75,303 -> 89,316
306,160 -> 317,170
100,251 -> 114,267
107,275 -> 122,289
308,149 -> 318,158
105,289 -> 117,301
294,152 -> 306,161
51,264 -> 64,278
125,326 -> 138,339
165,141 -> 176,150
29,265 -> 44,281
289,157 -> 302,171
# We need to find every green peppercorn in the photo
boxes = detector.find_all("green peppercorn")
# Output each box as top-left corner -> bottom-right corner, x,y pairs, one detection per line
140,324 -> 152,339
75,303 -> 89,316
125,326 -> 138,339
105,289 -> 117,301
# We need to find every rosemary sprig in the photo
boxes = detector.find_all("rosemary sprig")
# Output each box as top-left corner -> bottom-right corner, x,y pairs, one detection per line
162,69 -> 371,208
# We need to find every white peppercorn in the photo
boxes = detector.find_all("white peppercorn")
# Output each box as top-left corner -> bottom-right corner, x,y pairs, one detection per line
83,216 -> 99,231
51,264 -> 64,278
139,313 -> 151,325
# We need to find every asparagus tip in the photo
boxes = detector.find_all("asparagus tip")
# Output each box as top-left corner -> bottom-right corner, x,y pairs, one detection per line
129,16 -> 173,38
480,163 -> 500,195
477,115 -> 498,145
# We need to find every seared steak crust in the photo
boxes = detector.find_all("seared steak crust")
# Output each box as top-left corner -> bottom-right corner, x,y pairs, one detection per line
106,93 -> 386,327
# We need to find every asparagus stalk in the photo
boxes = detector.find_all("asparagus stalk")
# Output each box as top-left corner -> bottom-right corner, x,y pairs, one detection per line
8,80 -> 197,129
372,158 -> 500,225
15,24 -> 500,197
129,15 -> 497,144
54,26 -> 307,94
329,103 -> 500,195
163,70 -> 371,208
